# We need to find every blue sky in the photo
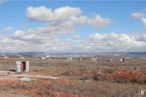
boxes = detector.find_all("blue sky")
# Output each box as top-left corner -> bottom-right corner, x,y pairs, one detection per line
0,0 -> 146,52
0,1 -> 145,32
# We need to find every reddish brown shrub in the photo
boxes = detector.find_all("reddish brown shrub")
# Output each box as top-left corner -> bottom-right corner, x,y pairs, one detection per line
113,70 -> 144,83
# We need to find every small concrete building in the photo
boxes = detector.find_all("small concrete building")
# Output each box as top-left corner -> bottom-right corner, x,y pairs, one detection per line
110,58 -> 113,62
120,58 -> 125,62
16,61 -> 29,73
41,57 -> 46,60
79,57 -> 82,61
4,56 -> 8,59
91,57 -> 97,62
46,55 -> 51,60
66,57 -> 73,61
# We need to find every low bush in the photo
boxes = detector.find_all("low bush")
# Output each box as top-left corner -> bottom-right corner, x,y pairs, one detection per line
112,70 -> 146,83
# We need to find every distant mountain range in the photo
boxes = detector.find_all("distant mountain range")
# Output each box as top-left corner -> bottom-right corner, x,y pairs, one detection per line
0,52 -> 146,58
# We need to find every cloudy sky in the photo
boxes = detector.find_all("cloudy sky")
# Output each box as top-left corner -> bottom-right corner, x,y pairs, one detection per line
0,0 -> 146,52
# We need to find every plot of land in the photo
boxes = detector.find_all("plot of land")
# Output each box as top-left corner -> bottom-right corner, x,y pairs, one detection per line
0,57 -> 146,97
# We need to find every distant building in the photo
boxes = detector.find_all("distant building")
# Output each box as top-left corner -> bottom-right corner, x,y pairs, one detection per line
120,58 -> 125,62
66,57 -> 73,61
41,57 -> 46,60
4,56 -> 8,59
79,57 -> 82,61
91,57 -> 97,62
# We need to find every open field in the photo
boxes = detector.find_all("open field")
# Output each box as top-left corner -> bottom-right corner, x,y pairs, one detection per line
0,56 -> 146,97
1,0 -> 146,97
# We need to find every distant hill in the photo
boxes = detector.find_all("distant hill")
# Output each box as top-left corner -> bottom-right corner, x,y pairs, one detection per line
0,52 -> 146,58
127,52 -> 146,57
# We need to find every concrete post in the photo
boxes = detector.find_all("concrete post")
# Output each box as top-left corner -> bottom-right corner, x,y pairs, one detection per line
26,61 -> 29,72
16,61 -> 21,73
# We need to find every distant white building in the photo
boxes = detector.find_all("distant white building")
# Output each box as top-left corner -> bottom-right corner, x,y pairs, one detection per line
66,57 -> 73,61
20,56 -> 25,60
91,57 -> 97,62
46,55 -> 50,58
46,55 -> 51,60
41,57 -> 46,60
17,55 -> 25,60
110,58 -> 113,62
4,56 -> 8,59
120,58 -> 125,62
79,57 -> 82,61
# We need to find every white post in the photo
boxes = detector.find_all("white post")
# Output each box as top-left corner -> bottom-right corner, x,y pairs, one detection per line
16,61 -> 21,73
79,57 -> 82,61
67,57 -> 73,61
41,57 -> 46,60
26,61 -> 29,72
70,57 -> 73,61
110,59 -> 113,62
92,57 -> 97,62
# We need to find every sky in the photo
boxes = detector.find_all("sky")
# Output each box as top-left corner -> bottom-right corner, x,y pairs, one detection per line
0,0 -> 146,52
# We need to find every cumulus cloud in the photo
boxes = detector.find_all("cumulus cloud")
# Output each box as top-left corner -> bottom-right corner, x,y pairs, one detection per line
131,10 -> 146,27
26,6 -> 112,28
141,18 -> 146,27
27,6 -> 81,22
71,15 -> 112,28
0,6 -> 113,52
2,31 -> 146,52
2,5 -> 146,52
2,6 -> 146,52
0,25 -> 74,52
88,33 -> 146,51
131,12 -> 145,19
0,6 -> 116,52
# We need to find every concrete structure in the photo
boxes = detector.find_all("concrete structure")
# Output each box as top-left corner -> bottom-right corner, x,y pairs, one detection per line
120,58 -> 125,62
66,57 -> 73,61
46,55 -> 50,58
110,58 -> 113,62
79,57 -> 82,61
17,55 -> 25,60
46,55 -> 51,60
16,60 -> 29,73
4,56 -> 8,59
16,61 -> 21,73
41,57 -> 46,60
91,57 -> 97,62
26,61 -> 29,72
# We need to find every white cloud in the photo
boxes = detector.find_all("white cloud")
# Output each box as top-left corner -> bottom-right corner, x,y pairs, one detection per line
14,30 -> 24,36
71,15 -> 112,28
131,10 -> 146,27
0,24 -> 74,52
141,18 -> 146,27
5,6 -> 145,52
1,31 -> 146,52
26,6 -> 81,22
0,6 -> 111,52
26,6 -> 112,28
1,6 -> 146,52
2,6 -> 146,52
88,33 -> 146,51
131,12 -> 145,19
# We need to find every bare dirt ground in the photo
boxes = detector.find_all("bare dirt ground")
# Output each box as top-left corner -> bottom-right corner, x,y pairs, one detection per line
0,57 -> 146,97
0,91 -> 27,97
